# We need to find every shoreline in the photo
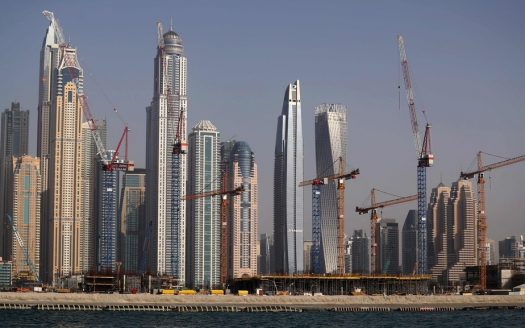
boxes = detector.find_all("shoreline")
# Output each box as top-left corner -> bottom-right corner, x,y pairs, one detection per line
1,293 -> 525,311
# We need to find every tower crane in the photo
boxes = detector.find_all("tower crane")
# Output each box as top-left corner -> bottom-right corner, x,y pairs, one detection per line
299,157 -> 359,274
6,214 -> 39,282
356,189 -> 417,274
398,35 -> 434,274
43,11 -> 134,172
460,151 -> 525,290
183,185 -> 244,285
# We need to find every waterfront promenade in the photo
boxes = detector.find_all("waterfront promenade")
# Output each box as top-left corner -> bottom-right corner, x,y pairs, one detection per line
1,293 -> 525,311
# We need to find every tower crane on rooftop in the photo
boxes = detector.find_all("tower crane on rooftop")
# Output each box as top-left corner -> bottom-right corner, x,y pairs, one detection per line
299,157 -> 359,275
356,189 -> 417,274
460,151 -> 525,290
43,10 -> 134,172
398,35 -> 434,274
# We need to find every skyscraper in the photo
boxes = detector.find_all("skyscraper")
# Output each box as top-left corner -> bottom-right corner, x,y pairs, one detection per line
227,141 -> 258,279
499,235 -> 523,259
6,156 -> 41,278
427,183 -> 451,282
402,210 -> 417,274
188,120 -> 220,288
258,233 -> 272,275
47,44 -> 85,283
96,152 -> 119,273
314,103 -> 347,273
273,80 -> 304,274
351,229 -> 369,274
376,218 -> 399,274
80,120 -> 106,274
38,13 -> 62,282
0,102 -> 29,257
446,179 -> 477,283
145,23 -> 188,282
119,169 -> 146,273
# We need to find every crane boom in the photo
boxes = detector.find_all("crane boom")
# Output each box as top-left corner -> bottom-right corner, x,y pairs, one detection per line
6,214 -> 39,282
355,194 -> 418,214
460,151 -> 525,289
356,189 -> 417,274
183,185 -> 244,201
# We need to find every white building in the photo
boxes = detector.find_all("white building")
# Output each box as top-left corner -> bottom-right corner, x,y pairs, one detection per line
146,24 -> 188,283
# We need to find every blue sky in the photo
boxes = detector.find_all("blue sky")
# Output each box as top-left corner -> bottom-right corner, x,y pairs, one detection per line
1,0 -> 524,242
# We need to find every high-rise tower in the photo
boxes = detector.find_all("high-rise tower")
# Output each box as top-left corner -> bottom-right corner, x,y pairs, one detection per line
0,102 -> 29,257
6,156 -> 41,278
402,210 -> 417,274
427,183 -> 451,282
188,120 -> 220,288
146,23 -> 187,283
314,103 -> 347,273
273,80 -> 304,274
226,141 -> 258,280
47,45 -> 84,283
38,13 -> 63,282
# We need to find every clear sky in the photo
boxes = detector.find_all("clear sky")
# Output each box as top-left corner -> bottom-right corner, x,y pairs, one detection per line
1,0 -> 524,244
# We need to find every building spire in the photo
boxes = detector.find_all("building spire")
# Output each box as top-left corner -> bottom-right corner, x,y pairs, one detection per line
170,17 -> 173,31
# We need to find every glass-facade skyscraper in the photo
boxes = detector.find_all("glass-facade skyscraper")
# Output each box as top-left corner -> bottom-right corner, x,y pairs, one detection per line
402,209 -> 417,274
273,80 -> 304,274
188,120 -> 220,288
314,103 -> 347,273
146,23 -> 188,283
0,102 -> 29,258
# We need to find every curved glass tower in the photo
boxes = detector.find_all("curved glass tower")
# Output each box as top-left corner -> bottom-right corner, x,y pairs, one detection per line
273,80 -> 303,274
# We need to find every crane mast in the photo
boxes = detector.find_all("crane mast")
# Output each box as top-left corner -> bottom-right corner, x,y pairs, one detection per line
6,214 -> 39,282
460,151 -> 525,290
398,35 -> 433,274
299,157 -> 359,274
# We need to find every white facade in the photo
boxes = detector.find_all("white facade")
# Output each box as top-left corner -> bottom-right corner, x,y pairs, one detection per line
146,27 -> 187,283
314,104 -> 347,273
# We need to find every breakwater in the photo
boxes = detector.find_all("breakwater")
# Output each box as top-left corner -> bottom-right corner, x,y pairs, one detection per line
1,293 -> 525,312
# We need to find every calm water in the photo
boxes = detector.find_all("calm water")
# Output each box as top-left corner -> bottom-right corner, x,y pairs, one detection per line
0,310 -> 522,327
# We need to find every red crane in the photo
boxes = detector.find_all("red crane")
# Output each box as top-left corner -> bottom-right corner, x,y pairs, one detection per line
356,189 -> 417,274
460,151 -> 525,290
299,157 -> 359,274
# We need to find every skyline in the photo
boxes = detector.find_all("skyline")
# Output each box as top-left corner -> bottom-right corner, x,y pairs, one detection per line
0,1 -> 524,244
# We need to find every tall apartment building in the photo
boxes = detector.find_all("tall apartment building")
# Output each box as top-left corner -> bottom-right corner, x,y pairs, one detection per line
351,229 -> 369,274
80,120 -> 106,274
314,103 -> 347,273
0,102 -> 29,258
376,218 -> 399,274
499,235 -> 524,259
39,13 -> 87,283
273,80 -> 304,274
119,169 -> 146,273
146,23 -> 188,282
446,179 -> 477,283
402,210 -> 417,274
38,13 -> 62,282
345,237 -> 352,274
188,120 -> 220,288
427,184 -> 451,281
227,141 -> 258,279
258,233 -> 272,275
96,152 -> 119,273
7,156 -> 41,278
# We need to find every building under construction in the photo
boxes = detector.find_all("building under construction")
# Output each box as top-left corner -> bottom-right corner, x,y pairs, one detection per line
232,274 -> 431,295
